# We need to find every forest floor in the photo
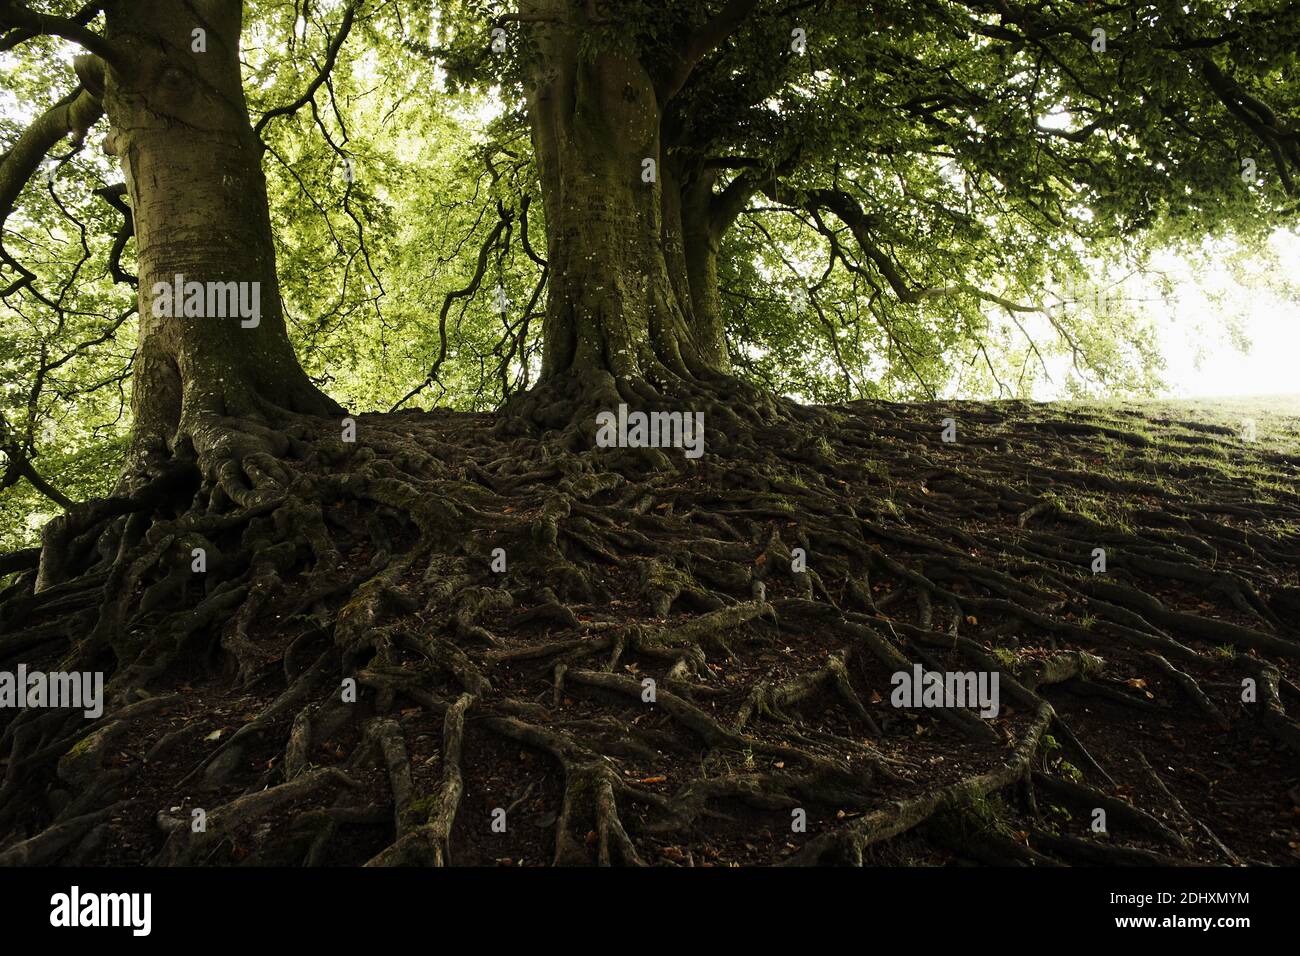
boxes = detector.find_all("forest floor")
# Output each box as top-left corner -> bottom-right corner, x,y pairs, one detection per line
1,392 -> 1299,866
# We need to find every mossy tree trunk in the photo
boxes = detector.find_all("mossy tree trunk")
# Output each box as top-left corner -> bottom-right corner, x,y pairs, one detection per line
523,0 -> 732,400
99,0 -> 339,476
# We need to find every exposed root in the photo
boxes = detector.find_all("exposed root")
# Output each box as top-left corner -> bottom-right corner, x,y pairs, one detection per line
2,389 -> 1299,865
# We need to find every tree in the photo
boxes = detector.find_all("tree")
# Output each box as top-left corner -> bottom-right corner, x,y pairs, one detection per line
1,1 -> 1298,870
1,0 -> 342,505
431,0 -> 1298,415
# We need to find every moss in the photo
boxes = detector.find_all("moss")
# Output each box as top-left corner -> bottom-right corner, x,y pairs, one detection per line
66,732 -> 100,759
407,794 -> 440,822
991,647 -> 1018,669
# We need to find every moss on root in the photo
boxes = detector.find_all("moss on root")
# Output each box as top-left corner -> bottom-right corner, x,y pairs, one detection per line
2,389 -> 1298,865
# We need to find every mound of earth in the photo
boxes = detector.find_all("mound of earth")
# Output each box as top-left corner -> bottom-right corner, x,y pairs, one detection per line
1,396 -> 1298,866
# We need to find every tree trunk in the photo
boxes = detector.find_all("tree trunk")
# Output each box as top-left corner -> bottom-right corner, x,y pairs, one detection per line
678,165 -> 730,371
523,2 -> 730,401
100,0 -> 339,475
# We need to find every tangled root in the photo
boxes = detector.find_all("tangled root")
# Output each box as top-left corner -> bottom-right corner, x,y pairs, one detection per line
2,387 -> 1299,866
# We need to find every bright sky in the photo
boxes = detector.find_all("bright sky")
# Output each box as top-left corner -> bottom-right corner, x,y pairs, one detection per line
1017,227 -> 1300,405
1146,230 -> 1300,401
1024,112 -> 1300,405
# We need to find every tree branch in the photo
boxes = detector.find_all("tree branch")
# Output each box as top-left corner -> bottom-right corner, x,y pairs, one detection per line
390,203 -> 514,412
771,182 -> 1057,324
8,456 -> 74,510
0,410 -> 73,511
708,146 -> 803,238
93,183 -> 135,285
0,84 -> 104,296
1199,59 -> 1298,196
0,86 -> 103,226
0,2 -> 127,73
659,0 -> 760,102
253,0 -> 359,142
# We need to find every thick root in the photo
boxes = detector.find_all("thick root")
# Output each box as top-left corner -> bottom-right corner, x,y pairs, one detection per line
2,389 -> 1298,865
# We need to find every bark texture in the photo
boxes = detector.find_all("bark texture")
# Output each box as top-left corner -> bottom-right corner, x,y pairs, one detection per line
523,0 -> 731,399
99,0 -> 339,480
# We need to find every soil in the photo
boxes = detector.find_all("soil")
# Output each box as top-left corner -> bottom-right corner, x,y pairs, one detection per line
1,394 -> 1298,866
